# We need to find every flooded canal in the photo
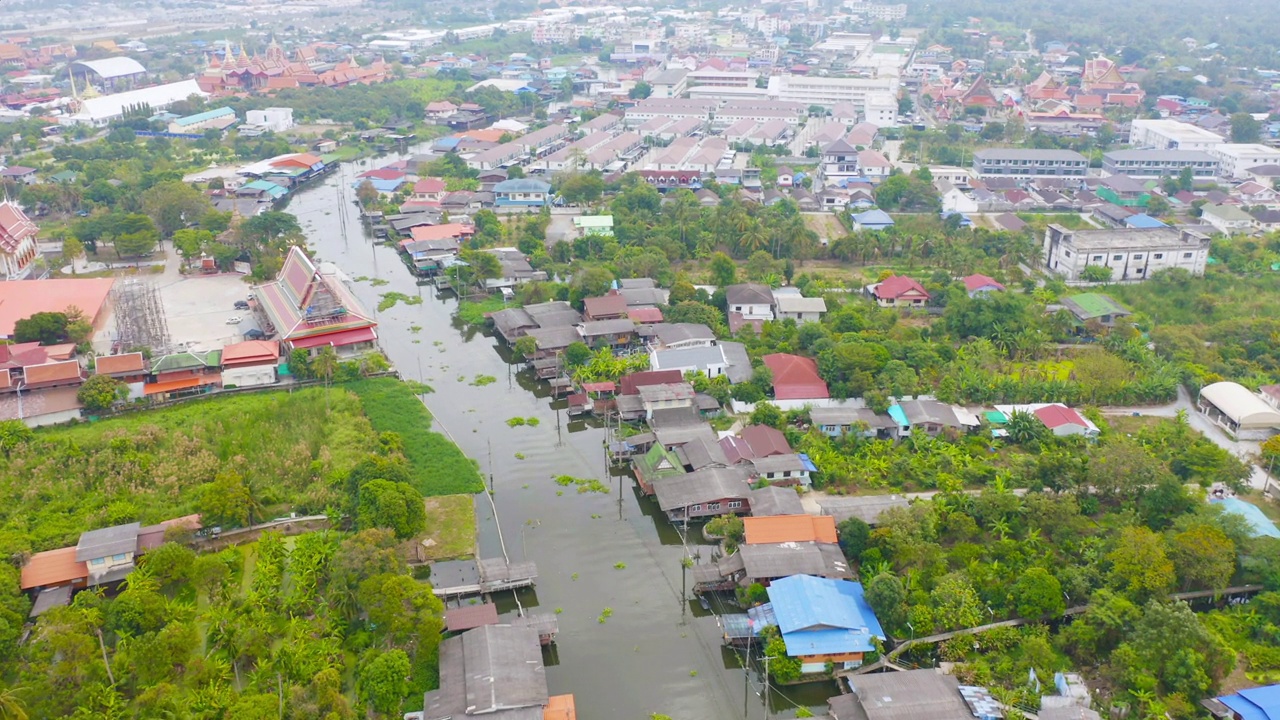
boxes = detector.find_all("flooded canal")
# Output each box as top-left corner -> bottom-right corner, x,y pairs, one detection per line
287,154 -> 833,719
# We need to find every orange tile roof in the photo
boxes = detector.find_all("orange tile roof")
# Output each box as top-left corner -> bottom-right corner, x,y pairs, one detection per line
544,695 -> 577,720
23,359 -> 83,386
94,352 -> 145,375
220,339 -> 279,365
143,374 -> 221,395
461,128 -> 509,143
0,278 -> 114,338
20,546 -> 88,589
743,515 -> 838,545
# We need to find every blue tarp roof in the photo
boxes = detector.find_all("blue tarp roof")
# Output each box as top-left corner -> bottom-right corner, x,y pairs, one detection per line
798,453 -> 818,473
765,575 -> 885,656
356,177 -> 406,193
1219,684 -> 1280,720
1125,213 -> 1167,229
434,136 -> 462,149
1211,498 -> 1280,539
888,404 -> 909,427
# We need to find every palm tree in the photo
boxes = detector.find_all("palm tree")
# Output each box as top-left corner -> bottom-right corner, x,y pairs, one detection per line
0,687 -> 28,720
312,345 -> 339,412
736,222 -> 769,256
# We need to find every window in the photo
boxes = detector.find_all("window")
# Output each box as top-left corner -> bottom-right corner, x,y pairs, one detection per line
728,501 -> 743,509
1133,254 -> 1144,260
1183,252 -> 1192,259
1154,253 -> 1164,259
1063,250 -> 1072,257
91,557 -> 105,566
689,504 -> 702,512
112,553 -> 127,562
1113,254 -> 1123,261
1092,255 -> 1104,262
708,502 -> 722,511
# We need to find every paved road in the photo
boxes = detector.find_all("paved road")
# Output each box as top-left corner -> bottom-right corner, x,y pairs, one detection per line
1101,385 -> 1271,492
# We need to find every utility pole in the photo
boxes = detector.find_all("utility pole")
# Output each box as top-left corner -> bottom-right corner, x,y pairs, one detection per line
762,655 -> 775,719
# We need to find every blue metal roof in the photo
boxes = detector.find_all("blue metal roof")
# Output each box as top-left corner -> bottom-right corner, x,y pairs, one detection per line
765,575 -> 885,656
853,209 -> 895,226
494,178 -> 551,193
798,453 -> 818,473
888,404 -> 909,427
1219,684 -> 1280,720
173,106 -> 235,127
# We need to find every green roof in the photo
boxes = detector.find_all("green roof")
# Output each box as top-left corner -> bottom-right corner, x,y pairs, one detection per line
150,350 -> 220,373
1062,293 -> 1130,320
634,443 -> 684,481
985,410 -> 1008,424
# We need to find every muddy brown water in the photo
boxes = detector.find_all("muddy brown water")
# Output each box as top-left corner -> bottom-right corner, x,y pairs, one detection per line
286,154 -> 834,719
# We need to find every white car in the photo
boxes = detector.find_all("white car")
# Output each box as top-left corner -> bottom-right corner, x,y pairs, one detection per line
225,316 -> 243,325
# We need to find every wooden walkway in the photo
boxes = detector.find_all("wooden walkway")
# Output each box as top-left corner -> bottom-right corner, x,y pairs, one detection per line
852,584 -> 1264,675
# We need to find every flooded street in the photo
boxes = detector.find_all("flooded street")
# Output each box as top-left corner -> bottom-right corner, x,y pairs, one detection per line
287,154 -> 830,719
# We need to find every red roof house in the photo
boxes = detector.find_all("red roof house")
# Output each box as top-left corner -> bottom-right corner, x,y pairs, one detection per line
1033,404 -> 1098,437
871,276 -> 930,308
762,353 -> 829,401
962,274 -> 1005,295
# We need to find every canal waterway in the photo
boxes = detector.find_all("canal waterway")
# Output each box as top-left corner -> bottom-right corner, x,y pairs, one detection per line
287,152 -> 832,719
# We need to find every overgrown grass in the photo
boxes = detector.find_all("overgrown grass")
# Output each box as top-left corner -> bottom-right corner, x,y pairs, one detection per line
10,388 -> 377,552
346,378 -> 484,496
456,295 -> 510,326
412,495 -> 476,561
1106,269 -> 1280,326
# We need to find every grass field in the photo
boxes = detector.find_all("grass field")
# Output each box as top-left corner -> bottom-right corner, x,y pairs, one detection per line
346,377 -> 485,496
410,494 -> 477,562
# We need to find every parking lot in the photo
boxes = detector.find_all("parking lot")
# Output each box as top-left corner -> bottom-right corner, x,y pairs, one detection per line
155,273 -> 262,353
94,271 -> 262,356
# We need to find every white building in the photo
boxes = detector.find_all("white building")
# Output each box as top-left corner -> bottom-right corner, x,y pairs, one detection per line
1208,143 -> 1280,179
648,67 -> 689,99
774,295 -> 827,323
1128,118 -> 1224,152
62,79 -> 207,127
863,90 -> 899,127
1201,204 -> 1255,234
1043,224 -> 1212,281
245,107 -> 294,133
766,74 -> 900,117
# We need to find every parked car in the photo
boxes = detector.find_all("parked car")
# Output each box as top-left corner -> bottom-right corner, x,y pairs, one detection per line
234,300 -> 250,310
225,316 -> 242,325
243,328 -> 266,340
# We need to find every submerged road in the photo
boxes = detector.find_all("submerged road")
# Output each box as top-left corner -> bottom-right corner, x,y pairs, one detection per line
287,154 -> 830,719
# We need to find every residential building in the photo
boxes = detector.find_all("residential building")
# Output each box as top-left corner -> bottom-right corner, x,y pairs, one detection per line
649,67 -> 689,99
637,382 -> 696,419
721,424 -> 793,464
220,340 -> 279,388
809,407 -> 897,438
725,283 -> 775,332
852,209 -> 895,231
1034,404 -> 1099,437
77,522 -> 141,586
774,295 -> 827,323
893,399 -> 979,436
1202,204 -> 1255,234
867,275 -> 929,308
572,215 -> 614,237
1095,175 -> 1151,208
1043,224 -> 1212,281
748,575 -> 885,674
583,294 -> 628,321
763,353 -> 829,400
651,466 -> 753,522
1209,143 -> 1280,179
1101,149 -> 1218,179
1058,293 -> 1132,328
493,178 -> 552,207
645,322 -> 716,351
819,138 -> 861,188
747,454 -> 813,487
972,149 -> 1088,178
0,201 -> 39,280
736,542 -> 852,585
1205,683 -> 1280,720
1129,119 -> 1224,152
962,274 -> 1005,296
422,625 -> 566,720
649,342 -> 752,383
838,669 -> 979,720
